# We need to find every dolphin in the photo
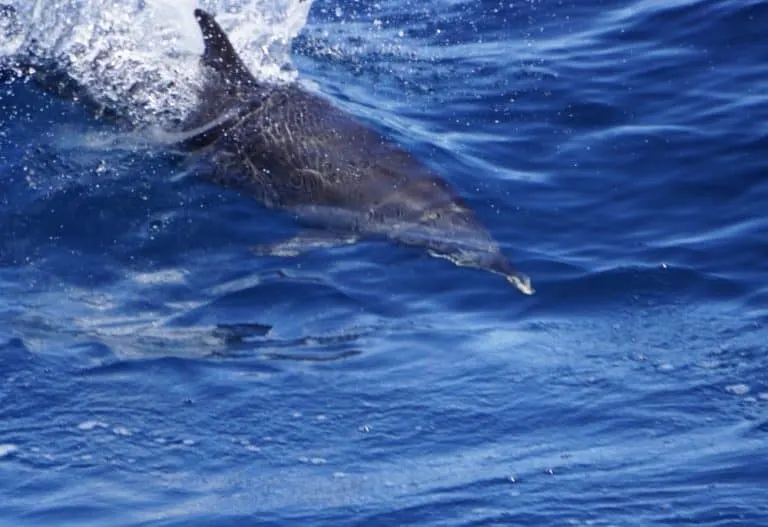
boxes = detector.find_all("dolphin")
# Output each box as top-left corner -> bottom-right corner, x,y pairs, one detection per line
180,9 -> 534,295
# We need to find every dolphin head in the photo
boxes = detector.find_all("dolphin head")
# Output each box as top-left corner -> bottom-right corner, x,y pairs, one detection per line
396,193 -> 534,295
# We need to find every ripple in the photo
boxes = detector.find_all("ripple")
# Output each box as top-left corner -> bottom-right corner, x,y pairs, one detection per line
1,0 -> 767,525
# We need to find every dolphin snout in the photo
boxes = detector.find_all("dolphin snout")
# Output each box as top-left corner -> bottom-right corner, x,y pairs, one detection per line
506,272 -> 535,295
482,253 -> 535,295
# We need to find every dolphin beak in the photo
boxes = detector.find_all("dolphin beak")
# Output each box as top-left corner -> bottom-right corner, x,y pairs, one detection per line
483,253 -> 535,295
506,272 -> 535,295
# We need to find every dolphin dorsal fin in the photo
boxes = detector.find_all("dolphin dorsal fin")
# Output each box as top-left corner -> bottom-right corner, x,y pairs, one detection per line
193,9 -> 259,91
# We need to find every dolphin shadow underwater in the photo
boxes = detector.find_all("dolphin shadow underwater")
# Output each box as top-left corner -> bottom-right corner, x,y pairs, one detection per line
179,9 -> 535,295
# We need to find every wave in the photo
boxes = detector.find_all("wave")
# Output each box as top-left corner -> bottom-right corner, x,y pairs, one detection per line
0,0 -> 313,126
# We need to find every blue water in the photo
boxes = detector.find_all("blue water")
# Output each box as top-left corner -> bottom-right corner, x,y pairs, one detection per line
2,0 -> 768,525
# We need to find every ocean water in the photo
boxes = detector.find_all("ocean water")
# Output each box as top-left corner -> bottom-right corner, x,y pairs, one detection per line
1,0 -> 767,525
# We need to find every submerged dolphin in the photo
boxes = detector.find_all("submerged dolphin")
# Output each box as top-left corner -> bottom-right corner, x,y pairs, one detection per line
181,9 -> 534,295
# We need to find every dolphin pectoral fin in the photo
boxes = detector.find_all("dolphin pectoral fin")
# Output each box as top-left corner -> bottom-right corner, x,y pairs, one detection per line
194,9 -> 260,91
252,231 -> 360,257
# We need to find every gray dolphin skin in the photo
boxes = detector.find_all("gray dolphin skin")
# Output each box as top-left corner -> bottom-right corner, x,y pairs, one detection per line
183,9 -> 534,295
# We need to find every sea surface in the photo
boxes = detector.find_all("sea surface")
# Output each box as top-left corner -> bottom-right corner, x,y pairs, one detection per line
1,0 -> 767,525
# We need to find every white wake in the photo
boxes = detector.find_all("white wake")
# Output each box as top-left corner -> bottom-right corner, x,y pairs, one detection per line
0,0 -> 314,126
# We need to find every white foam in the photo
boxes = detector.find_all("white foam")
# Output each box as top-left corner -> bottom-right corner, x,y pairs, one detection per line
725,384 -> 750,396
0,444 -> 18,457
131,269 -> 188,286
1,0 -> 314,127
298,456 -> 326,465
77,419 -> 109,430
112,426 -> 132,436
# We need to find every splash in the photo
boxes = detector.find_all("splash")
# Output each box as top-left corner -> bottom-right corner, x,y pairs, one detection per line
0,0 -> 314,126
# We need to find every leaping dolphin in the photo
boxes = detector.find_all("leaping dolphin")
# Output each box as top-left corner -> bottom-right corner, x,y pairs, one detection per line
181,9 -> 534,295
